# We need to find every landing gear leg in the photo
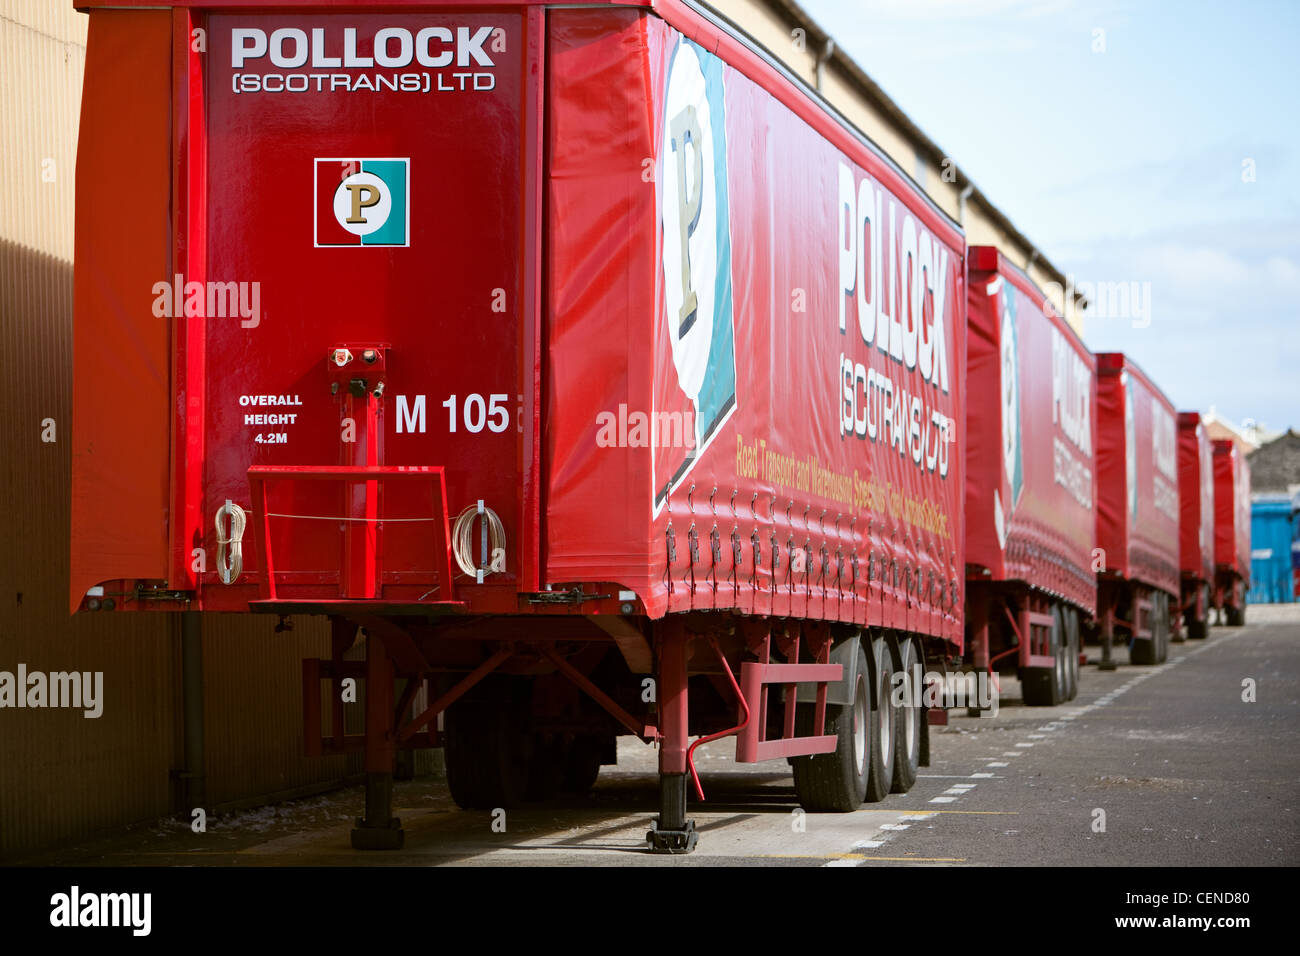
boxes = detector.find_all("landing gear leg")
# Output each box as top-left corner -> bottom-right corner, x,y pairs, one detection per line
648,624 -> 697,853
352,630 -> 404,850
1099,604 -> 1118,672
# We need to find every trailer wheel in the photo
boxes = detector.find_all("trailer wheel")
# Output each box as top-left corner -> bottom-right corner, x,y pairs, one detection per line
864,634 -> 896,802
890,636 -> 921,794
1155,592 -> 1170,663
561,734 -> 604,796
1022,607 -> 1064,706
1226,603 -> 1245,626
1063,608 -> 1080,702
525,732 -> 565,801
444,678 -> 531,810
1129,593 -> 1158,665
791,641 -> 870,811
1188,585 -> 1209,639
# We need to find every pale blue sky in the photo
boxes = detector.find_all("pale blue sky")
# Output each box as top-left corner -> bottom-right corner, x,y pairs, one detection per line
798,0 -> 1299,431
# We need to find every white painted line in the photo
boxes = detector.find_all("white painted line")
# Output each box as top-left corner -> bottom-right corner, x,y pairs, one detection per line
943,788 -> 968,796
929,796 -> 957,804
824,859 -> 860,867
1028,734 -> 1046,739
1001,752 -> 1023,757
988,761 -> 1009,767
880,823 -> 912,830
853,840 -> 884,849
1015,742 -> 1034,748
971,772 -> 994,778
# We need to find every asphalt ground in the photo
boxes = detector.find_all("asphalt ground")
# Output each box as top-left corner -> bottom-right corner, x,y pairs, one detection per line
13,604 -> 1298,868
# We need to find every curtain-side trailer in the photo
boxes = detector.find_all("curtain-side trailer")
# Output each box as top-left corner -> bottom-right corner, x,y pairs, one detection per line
70,0 -> 967,851
1093,353 -> 1180,667
964,247 -> 1095,706
1212,439 -> 1251,625
1176,411 -> 1215,639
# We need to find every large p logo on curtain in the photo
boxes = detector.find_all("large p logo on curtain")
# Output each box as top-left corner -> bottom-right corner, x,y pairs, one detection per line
654,37 -> 737,514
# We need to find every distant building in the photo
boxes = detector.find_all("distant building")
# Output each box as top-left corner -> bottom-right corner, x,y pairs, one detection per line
1247,429 -> 1300,495
1204,407 -> 1261,457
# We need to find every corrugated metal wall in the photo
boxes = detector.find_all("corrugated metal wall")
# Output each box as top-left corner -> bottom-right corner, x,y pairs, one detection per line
201,615 -> 360,809
0,3 -> 364,861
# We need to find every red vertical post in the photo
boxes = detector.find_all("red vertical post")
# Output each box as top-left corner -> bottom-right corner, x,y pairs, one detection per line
650,620 -> 698,852
353,628 -> 403,849
969,588 -> 990,672
364,391 -> 380,598
658,624 -> 688,776
364,632 -> 394,774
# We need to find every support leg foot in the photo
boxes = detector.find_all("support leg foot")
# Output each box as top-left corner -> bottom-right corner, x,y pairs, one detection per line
647,773 -> 697,854
351,772 -> 404,850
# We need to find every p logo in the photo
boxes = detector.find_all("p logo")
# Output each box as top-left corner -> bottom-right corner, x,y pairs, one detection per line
315,158 -> 409,247
652,37 -> 737,513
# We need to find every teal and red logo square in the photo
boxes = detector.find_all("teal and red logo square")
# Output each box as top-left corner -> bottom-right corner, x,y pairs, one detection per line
315,158 -> 409,247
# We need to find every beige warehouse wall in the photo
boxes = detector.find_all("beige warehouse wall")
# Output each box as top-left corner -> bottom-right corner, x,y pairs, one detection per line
0,3 -> 362,859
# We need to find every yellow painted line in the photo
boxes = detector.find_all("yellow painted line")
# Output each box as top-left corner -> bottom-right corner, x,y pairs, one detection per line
852,856 -> 966,863
897,809 -> 1019,815
852,858 -> 967,868
111,851 -> 241,856
760,853 -> 966,862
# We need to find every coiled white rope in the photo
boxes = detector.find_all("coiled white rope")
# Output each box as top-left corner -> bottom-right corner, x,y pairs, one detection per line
452,501 -> 506,582
215,499 -> 246,585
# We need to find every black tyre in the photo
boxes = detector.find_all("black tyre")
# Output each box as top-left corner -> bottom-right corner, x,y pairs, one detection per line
1159,593 -> 1172,662
792,641 -> 870,812
1022,606 -> 1064,706
561,734 -> 604,796
444,677 -> 531,810
1188,585 -> 1209,639
1063,607 -> 1080,702
1129,594 -> 1158,665
864,634 -> 896,802
1129,635 -> 1157,665
1226,603 -> 1245,626
525,732 -> 565,801
890,636 -> 921,794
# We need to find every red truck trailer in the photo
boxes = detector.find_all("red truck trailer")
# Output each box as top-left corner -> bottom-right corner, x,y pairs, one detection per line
1176,412 -> 1215,639
1093,354 -> 1180,666
1212,439 -> 1251,625
70,0 -> 966,851
965,247 -> 1095,706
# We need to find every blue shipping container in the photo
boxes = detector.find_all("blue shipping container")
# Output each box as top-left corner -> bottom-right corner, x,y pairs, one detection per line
1249,495 -> 1298,604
